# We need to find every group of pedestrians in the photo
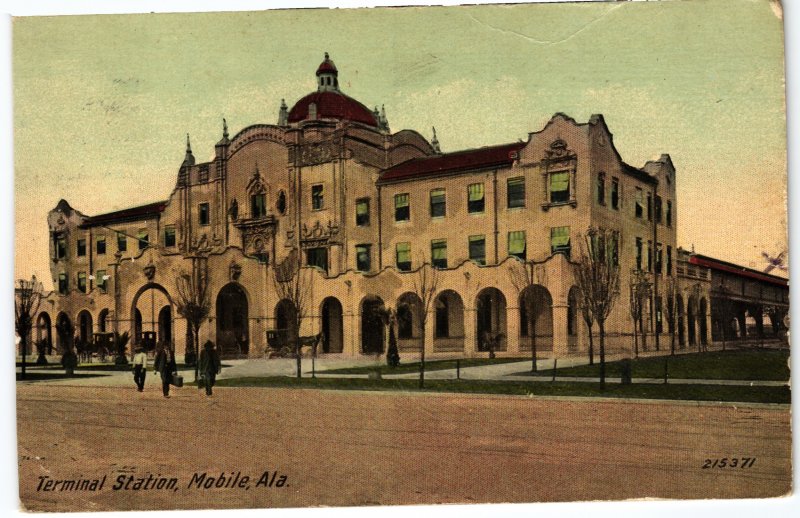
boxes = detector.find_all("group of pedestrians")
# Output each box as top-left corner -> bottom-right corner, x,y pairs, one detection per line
131,341 -> 221,397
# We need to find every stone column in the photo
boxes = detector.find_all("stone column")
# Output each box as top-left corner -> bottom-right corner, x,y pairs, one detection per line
463,307 -> 477,358
552,302 -> 569,357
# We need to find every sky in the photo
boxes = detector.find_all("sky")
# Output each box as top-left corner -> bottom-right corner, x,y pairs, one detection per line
12,0 -> 788,289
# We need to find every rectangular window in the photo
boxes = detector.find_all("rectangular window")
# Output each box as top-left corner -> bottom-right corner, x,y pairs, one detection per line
356,244 -> 371,272
656,242 -> 663,274
655,195 -> 662,224
636,237 -> 643,270
647,240 -> 653,272
430,189 -> 446,218
550,226 -> 571,259
356,198 -> 370,226
666,200 -> 672,227
468,235 -> 486,265
467,183 -> 485,213
611,177 -> 620,210
549,171 -> 570,203
394,193 -> 410,222
508,230 -> 526,261
597,173 -> 606,205
96,269 -> 107,292
431,239 -> 447,269
507,177 -> 525,209
77,272 -> 87,293
58,273 -> 68,294
198,165 -> 209,183
56,237 -> 67,259
96,236 -> 106,255
667,245 -> 673,276
610,232 -> 619,266
199,203 -> 210,225
311,184 -> 324,210
76,239 -> 86,257
635,187 -> 644,218
117,232 -> 127,252
164,226 -> 176,247
396,242 -> 411,271
137,229 -> 149,250
251,193 -> 267,218
647,193 -> 653,221
306,247 -> 328,273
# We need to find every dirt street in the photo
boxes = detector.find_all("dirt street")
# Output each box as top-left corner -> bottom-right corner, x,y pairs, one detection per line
17,384 -> 791,512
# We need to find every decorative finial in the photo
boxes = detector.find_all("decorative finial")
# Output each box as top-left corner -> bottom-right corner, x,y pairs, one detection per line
186,133 -> 192,153
431,126 -> 440,153
222,118 -> 229,139
324,51 -> 329,60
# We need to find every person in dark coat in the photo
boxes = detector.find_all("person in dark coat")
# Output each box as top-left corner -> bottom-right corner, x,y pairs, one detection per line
198,341 -> 222,396
153,346 -> 176,398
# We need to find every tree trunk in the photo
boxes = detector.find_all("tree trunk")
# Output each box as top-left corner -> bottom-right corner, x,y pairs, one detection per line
20,334 -> 27,379
193,324 -> 200,383
587,322 -> 594,366
598,319 -> 606,390
295,318 -> 302,379
419,322 -> 425,389
633,317 -> 639,358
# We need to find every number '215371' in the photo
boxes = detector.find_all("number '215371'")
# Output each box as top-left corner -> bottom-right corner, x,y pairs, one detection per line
702,457 -> 756,469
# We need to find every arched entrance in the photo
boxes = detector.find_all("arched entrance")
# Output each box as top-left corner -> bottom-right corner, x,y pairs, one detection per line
676,295 -> 685,348
476,288 -> 507,351
360,296 -> 385,354
434,290 -> 465,352
320,297 -> 343,353
36,312 -> 53,354
130,283 -> 174,354
687,296 -> 697,347
77,310 -> 93,347
397,292 -> 423,352
158,306 -> 172,346
699,298 -> 708,346
519,285 -> 553,352
217,283 -> 249,357
274,298 -> 297,353
98,309 -> 109,333
567,286 -> 580,351
55,312 -> 72,353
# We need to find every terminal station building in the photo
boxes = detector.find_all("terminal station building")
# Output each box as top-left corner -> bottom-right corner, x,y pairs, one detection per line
33,54 -> 789,360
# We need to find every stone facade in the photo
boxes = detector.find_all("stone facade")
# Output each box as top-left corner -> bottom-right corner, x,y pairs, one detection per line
30,54 -> 786,361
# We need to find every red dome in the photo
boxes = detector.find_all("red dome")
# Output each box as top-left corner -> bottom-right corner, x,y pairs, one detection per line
287,91 -> 379,127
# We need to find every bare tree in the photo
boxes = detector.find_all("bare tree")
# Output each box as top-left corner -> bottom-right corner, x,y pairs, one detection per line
175,258 -> 211,382
578,284 -> 595,366
509,258 -> 548,373
15,276 -> 44,380
409,261 -> 439,388
629,269 -> 651,359
573,228 -> 621,389
663,277 -> 677,355
272,249 -> 314,378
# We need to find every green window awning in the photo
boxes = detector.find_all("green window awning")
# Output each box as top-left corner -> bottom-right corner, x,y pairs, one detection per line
550,226 -> 570,247
508,231 -> 526,254
550,172 -> 569,192
396,242 -> 411,263
468,183 -> 484,201
431,239 -> 447,260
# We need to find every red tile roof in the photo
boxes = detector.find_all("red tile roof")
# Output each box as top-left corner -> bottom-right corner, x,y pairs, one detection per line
379,142 -> 525,183
288,91 -> 378,127
80,201 -> 167,228
690,254 -> 788,287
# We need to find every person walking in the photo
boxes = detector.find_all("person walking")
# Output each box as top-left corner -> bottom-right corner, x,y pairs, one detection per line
153,346 -> 176,398
198,341 -> 222,396
132,347 -> 148,392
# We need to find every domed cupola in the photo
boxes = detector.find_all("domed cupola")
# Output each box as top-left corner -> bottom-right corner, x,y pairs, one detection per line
286,52 -> 381,128
316,52 -> 339,92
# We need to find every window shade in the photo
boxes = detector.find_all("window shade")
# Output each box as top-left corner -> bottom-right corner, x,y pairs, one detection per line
551,226 -> 570,246
395,194 -> 409,207
550,172 -> 569,192
508,231 -> 526,254
468,183 -> 484,201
